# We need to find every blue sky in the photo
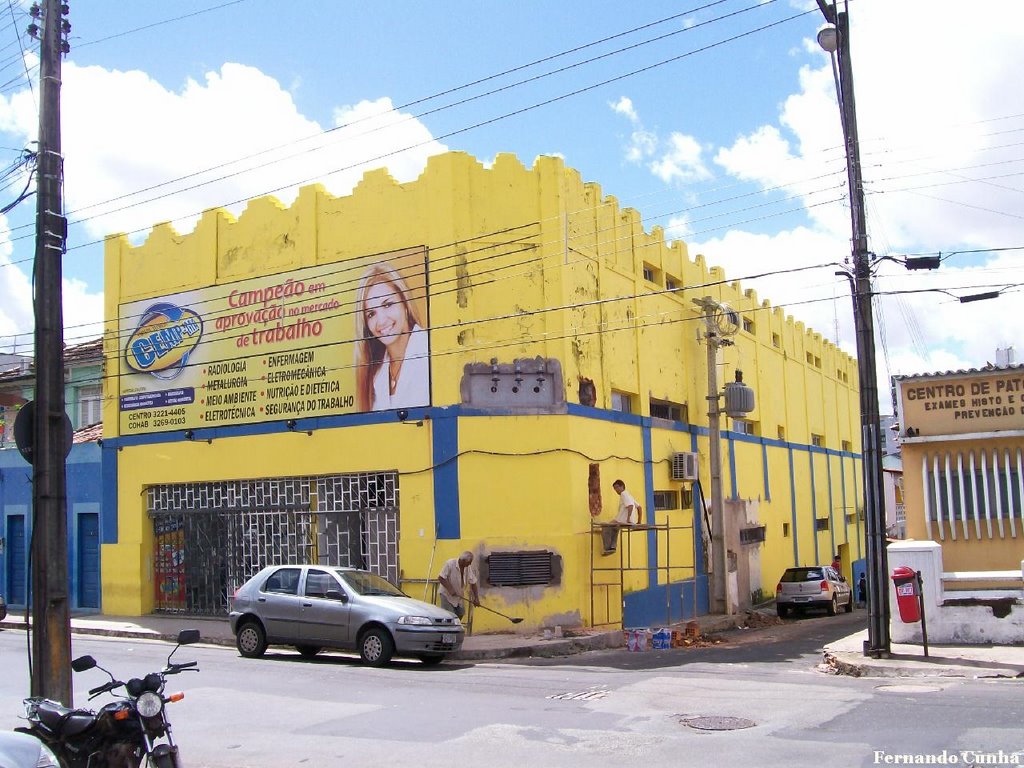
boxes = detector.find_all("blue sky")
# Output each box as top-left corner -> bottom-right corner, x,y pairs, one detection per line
1,0 -> 1022,402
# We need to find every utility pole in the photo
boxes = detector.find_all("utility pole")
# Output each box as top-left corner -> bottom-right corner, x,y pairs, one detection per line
702,302 -> 730,616
29,0 -> 72,704
694,297 -> 753,617
817,0 -> 890,656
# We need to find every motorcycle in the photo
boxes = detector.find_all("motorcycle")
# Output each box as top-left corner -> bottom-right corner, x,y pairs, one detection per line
18,629 -> 200,768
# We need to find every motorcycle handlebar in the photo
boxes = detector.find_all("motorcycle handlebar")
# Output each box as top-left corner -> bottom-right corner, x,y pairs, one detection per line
88,681 -> 120,697
167,661 -> 198,673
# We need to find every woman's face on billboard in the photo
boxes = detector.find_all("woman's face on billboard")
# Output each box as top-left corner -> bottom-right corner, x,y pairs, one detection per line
364,281 -> 409,346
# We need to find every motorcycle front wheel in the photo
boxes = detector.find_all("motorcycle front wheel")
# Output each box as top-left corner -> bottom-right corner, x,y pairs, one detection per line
147,744 -> 179,768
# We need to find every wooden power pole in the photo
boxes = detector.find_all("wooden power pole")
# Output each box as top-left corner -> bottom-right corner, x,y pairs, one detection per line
29,0 -> 72,704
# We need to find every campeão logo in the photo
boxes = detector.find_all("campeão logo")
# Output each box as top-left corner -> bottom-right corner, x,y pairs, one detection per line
125,303 -> 203,380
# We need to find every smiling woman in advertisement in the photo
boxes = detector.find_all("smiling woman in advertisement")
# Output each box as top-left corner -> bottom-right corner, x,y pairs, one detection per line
354,262 -> 430,411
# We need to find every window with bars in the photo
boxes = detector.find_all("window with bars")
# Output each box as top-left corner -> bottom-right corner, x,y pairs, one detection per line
739,525 -> 766,544
815,517 -> 830,531
732,419 -> 758,436
78,384 -> 102,427
922,449 -> 1023,539
649,398 -> 687,422
653,490 -> 678,510
611,390 -> 633,414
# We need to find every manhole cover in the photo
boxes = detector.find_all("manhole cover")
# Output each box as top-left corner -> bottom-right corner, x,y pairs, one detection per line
875,684 -> 943,694
681,716 -> 757,731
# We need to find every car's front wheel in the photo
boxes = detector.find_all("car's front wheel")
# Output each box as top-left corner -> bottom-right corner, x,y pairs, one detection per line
236,620 -> 268,658
844,593 -> 854,613
828,595 -> 838,616
359,627 -> 394,666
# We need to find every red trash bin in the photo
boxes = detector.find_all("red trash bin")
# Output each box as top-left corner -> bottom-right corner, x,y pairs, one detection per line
892,566 -> 921,623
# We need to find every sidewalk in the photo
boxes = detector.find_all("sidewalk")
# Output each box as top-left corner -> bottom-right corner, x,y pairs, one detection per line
822,629 -> 1024,679
0,612 -> 625,661
2,612 -> 1022,675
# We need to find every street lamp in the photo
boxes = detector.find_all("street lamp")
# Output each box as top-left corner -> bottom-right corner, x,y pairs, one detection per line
816,0 -> 891,657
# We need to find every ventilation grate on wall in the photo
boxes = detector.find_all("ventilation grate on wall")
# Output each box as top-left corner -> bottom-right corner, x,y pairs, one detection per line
487,551 -> 556,586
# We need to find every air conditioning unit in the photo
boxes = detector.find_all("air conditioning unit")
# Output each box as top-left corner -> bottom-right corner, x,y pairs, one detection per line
670,451 -> 699,481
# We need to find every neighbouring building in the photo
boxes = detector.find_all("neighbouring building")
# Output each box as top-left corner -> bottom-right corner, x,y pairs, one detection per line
0,340 -> 106,613
0,338 -> 105,449
100,152 -> 864,630
894,364 -> 1024,574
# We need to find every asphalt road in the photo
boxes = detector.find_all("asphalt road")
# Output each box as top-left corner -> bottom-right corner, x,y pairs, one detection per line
1,618 -> 1021,768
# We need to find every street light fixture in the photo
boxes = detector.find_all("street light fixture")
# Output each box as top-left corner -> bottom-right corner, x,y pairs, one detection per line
816,0 -> 891,657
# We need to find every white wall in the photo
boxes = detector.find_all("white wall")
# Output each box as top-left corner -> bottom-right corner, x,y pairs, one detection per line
887,541 -> 1024,645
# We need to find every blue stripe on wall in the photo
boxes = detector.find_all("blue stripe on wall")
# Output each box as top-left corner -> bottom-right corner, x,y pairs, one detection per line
431,410 -> 460,539
788,446 -> 799,564
826,454 -> 836,559
728,436 -> 738,498
809,451 -> 819,564
762,442 -> 771,501
101,440 -> 119,544
691,430 -> 704,578
642,423 -> 656,585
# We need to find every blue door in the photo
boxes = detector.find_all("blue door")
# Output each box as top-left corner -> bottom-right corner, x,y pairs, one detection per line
6,515 -> 26,606
77,513 -> 100,609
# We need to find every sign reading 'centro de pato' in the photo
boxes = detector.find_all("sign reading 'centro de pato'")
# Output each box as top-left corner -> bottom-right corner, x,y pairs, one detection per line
899,368 -> 1024,437
117,247 -> 430,435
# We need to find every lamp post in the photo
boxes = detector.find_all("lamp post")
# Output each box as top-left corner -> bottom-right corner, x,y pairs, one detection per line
816,0 -> 891,657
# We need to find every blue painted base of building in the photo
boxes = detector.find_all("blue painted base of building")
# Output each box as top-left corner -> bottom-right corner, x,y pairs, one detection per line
623,575 -> 710,628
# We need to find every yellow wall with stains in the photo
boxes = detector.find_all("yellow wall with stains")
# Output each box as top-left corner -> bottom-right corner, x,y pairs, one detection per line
102,151 -> 862,629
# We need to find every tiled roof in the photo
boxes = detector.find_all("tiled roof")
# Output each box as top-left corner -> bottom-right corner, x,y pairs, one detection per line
64,338 -> 104,365
892,362 -> 1024,381
0,338 -> 104,381
72,422 -> 103,444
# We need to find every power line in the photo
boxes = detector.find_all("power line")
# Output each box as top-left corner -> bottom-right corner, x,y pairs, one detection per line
0,2 -> 811,261
53,0 -> 750,227
72,0 -> 252,49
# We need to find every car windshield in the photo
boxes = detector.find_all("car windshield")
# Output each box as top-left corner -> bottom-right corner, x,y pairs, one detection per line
782,568 -> 824,582
336,570 -> 406,597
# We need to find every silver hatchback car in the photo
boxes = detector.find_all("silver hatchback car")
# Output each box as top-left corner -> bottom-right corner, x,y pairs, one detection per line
775,565 -> 854,617
229,565 -> 464,666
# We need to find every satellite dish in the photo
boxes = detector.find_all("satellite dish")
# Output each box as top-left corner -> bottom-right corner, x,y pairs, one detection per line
712,303 -> 740,336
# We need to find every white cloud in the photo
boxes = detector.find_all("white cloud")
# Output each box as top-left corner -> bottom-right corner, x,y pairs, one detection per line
690,0 -> 1024,393
0,59 -> 448,346
609,96 -> 638,123
0,215 -> 32,354
649,132 -> 711,185
611,100 -> 710,185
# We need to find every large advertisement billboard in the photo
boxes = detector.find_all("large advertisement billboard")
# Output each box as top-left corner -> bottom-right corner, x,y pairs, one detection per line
117,247 -> 429,435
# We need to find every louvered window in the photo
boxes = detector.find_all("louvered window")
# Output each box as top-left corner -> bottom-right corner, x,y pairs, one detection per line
487,551 -> 555,586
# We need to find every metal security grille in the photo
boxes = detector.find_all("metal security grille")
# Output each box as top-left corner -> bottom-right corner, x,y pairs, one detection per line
921,448 -> 1023,540
315,473 -> 400,585
148,472 -> 399,615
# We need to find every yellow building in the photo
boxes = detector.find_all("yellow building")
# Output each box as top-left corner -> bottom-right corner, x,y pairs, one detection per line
102,151 -> 862,630
895,365 -> 1024,575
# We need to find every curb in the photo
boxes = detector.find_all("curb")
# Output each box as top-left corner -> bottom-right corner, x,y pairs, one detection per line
1,620 -> 622,661
452,630 -> 623,661
1,620 -> 237,649
823,649 -> 1024,679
